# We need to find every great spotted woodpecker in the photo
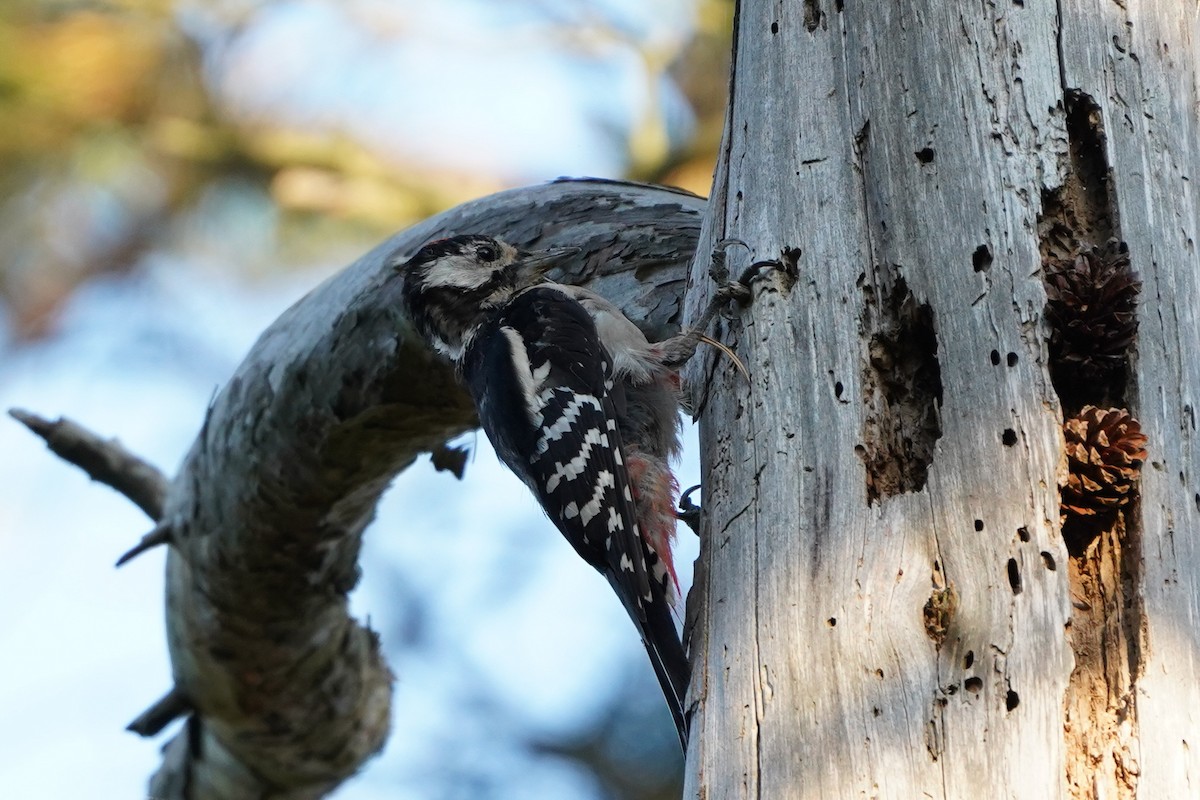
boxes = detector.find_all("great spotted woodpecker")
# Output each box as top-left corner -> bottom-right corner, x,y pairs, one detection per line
398,234 -> 749,748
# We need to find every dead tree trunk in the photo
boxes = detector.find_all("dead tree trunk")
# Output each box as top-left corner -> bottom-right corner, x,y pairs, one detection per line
683,1 -> 1198,797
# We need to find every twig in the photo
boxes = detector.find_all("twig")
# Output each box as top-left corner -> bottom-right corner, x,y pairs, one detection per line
9,409 -> 168,520
127,687 -> 192,738
116,521 -> 174,567
696,333 -> 749,380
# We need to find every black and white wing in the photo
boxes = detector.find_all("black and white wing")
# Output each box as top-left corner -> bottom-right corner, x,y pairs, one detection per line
461,284 -> 689,743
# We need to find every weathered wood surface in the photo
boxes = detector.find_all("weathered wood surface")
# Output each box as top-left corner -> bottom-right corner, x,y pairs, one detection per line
684,2 -> 1197,798
140,178 -> 706,798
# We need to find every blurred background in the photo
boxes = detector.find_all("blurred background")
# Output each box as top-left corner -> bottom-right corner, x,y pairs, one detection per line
0,0 -> 731,797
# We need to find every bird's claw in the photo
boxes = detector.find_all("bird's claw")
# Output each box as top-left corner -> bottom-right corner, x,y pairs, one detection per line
737,258 -> 786,291
704,258 -> 782,319
677,484 -> 702,535
708,238 -> 751,284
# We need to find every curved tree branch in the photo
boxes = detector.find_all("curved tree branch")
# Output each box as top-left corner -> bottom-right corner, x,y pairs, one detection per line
125,178 -> 705,798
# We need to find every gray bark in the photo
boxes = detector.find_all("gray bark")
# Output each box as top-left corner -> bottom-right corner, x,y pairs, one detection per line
683,1 -> 1198,798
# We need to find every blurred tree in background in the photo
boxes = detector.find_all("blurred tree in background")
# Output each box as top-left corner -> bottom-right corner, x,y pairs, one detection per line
0,0 -> 730,339
0,1 -> 730,798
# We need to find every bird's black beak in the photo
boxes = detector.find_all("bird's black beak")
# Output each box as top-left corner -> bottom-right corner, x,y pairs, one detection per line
514,246 -> 579,287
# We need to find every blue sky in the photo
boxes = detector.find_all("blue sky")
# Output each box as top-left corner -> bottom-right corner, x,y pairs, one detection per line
186,0 -> 697,180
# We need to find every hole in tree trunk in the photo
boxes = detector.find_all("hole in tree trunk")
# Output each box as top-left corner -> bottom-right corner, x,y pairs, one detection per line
857,275 -> 943,503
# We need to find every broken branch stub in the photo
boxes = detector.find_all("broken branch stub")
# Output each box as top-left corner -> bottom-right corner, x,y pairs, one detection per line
9,408 -> 168,520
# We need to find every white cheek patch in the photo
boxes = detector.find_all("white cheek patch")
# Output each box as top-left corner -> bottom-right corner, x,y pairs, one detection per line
425,256 -> 500,289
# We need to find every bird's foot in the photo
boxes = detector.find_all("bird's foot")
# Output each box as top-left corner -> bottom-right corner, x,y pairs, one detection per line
676,484 -> 702,535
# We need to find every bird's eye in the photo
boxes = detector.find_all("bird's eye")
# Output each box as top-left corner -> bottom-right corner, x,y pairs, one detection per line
476,244 -> 499,262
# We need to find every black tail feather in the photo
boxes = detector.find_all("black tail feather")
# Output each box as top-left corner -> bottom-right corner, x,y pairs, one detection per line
611,574 -> 691,750
643,627 -> 690,750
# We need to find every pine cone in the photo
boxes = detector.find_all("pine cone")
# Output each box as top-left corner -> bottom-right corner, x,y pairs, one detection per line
1044,240 -> 1139,385
1062,406 -> 1148,518
1039,219 -> 1077,264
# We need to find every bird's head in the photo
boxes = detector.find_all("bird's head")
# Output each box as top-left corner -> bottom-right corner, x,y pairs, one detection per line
397,234 -> 575,359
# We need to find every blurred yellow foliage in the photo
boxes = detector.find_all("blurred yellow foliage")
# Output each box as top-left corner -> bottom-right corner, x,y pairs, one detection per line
0,10 -> 169,154
0,0 -> 730,339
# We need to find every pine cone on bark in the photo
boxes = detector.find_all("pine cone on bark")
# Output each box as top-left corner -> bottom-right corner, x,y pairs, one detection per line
1062,405 -> 1148,519
1044,239 -> 1139,388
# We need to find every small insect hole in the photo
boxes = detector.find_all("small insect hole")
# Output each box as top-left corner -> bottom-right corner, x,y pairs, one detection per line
915,147 -> 936,163
834,381 -> 844,398
990,349 -> 1001,365
1002,429 -> 1018,446
1041,551 -> 1057,571
1017,526 -> 1030,542
965,677 -> 983,693
974,519 -> 984,532
1006,690 -> 1020,710
771,21 -> 779,34
1007,558 -> 1022,594
1006,352 -> 1018,367
963,650 -> 975,669
827,617 -> 837,627
972,244 -> 993,273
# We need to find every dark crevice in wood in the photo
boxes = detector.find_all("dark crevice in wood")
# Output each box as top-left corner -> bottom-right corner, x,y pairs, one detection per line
803,0 -> 822,32
1039,91 -> 1136,413
858,273 -> 944,504
972,244 -> 993,272
1037,90 -> 1144,800
1037,92 -> 1117,265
